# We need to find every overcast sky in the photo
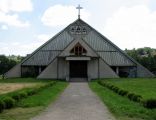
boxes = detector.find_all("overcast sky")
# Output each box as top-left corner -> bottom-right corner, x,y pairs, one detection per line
0,0 -> 156,56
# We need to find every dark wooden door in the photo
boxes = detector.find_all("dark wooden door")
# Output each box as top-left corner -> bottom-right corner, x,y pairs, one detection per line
70,61 -> 87,78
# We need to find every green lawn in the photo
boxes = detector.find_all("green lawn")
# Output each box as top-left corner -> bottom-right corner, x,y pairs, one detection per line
0,78 -> 68,120
0,78 -> 53,83
89,80 -> 156,120
103,78 -> 156,99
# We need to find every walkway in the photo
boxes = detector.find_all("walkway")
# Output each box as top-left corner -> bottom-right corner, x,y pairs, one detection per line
31,82 -> 116,120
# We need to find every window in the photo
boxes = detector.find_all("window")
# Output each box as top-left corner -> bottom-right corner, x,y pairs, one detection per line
69,26 -> 87,35
70,43 -> 87,56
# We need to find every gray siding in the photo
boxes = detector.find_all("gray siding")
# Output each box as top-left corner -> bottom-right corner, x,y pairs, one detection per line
42,31 -> 73,50
23,51 -> 60,66
22,31 -> 73,66
98,52 -> 135,66
84,31 -> 115,51
84,31 -> 135,66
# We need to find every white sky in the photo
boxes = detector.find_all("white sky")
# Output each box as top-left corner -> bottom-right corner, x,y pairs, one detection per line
0,0 -> 156,56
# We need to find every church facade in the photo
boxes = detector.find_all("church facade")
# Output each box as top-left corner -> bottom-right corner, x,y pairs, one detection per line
5,19 -> 154,80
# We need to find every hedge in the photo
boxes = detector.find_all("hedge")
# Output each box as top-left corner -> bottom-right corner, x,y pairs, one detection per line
98,80 -> 156,109
0,81 -> 57,113
143,99 -> 156,109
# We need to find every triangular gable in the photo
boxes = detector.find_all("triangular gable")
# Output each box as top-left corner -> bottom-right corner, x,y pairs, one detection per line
59,39 -> 98,57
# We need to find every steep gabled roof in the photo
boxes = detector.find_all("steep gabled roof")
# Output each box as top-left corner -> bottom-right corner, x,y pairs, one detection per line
21,18 -> 140,67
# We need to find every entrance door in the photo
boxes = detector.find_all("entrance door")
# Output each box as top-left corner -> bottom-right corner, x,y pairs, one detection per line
70,61 -> 87,78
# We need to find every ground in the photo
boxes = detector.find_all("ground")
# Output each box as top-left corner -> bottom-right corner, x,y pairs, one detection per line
31,82 -> 116,120
0,78 -> 156,120
0,83 -> 42,94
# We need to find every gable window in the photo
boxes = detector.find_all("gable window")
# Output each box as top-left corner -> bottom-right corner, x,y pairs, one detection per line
70,43 -> 87,56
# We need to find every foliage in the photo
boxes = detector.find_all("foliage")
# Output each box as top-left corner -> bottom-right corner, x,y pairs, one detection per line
125,47 -> 156,74
98,81 -> 143,103
2,97 -> 16,109
98,78 -> 156,109
0,55 -> 24,75
143,99 -> 156,109
0,100 -> 5,113
0,81 -> 68,120
0,55 -> 17,75
103,78 -> 156,99
18,82 -> 67,107
89,82 -> 156,120
0,81 -> 57,113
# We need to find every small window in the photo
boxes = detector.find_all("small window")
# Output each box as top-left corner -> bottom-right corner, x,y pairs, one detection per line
70,43 -> 87,56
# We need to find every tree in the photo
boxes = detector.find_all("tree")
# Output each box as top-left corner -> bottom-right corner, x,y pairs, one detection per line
125,47 -> 156,74
0,55 -> 17,75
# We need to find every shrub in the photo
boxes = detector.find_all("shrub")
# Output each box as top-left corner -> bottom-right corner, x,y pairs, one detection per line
3,97 -> 16,109
143,99 -> 156,109
112,87 -> 119,93
0,100 -> 5,113
127,93 -> 142,102
118,89 -> 128,96
132,94 -> 142,102
127,93 -> 135,100
27,89 -> 37,96
11,94 -> 21,101
18,91 -> 28,99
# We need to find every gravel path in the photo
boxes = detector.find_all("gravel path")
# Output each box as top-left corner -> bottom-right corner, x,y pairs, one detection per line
31,82 -> 116,120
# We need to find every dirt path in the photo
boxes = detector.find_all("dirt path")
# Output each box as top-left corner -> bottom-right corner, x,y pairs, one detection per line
31,82 -> 116,120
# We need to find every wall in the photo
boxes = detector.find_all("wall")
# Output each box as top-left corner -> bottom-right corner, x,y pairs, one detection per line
58,58 -> 69,79
137,64 -> 155,77
99,58 -> 119,78
88,58 -> 98,79
5,63 -> 21,78
37,59 -> 58,79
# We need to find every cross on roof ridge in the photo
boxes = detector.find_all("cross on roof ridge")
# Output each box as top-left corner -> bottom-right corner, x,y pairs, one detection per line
76,4 -> 83,19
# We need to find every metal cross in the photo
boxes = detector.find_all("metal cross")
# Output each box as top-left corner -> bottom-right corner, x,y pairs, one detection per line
76,4 -> 83,19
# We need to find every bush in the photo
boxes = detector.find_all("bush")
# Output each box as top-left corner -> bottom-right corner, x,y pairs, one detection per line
127,93 -> 135,100
127,93 -> 142,102
3,97 -> 16,109
112,87 -> 119,93
0,100 -> 5,113
98,81 -> 145,106
132,94 -> 142,102
11,94 -> 21,101
143,99 -> 156,109
27,89 -> 37,96
18,91 -> 28,99
0,81 -> 57,111
118,89 -> 128,96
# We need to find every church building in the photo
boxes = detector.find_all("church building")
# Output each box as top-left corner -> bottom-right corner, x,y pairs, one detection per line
5,6 -> 154,81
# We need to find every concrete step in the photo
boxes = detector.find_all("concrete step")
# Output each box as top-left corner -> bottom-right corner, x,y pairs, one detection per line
69,78 -> 88,82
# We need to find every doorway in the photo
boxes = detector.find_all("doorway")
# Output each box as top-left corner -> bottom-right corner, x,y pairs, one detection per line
70,61 -> 87,78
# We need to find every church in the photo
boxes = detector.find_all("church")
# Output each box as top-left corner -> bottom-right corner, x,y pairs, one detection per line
5,6 -> 154,81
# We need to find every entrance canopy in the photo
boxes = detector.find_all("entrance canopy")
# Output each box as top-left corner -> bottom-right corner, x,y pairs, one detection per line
66,56 -> 91,61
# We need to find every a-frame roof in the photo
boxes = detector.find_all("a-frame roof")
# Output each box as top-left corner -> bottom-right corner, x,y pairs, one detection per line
22,18 -> 137,66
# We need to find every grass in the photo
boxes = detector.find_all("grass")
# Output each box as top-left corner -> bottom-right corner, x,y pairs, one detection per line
89,81 -> 156,120
18,82 -> 67,107
0,78 -> 53,83
103,78 -> 156,100
0,78 -> 68,120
